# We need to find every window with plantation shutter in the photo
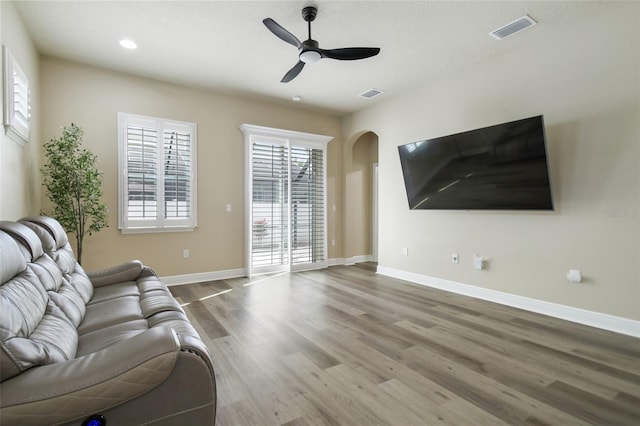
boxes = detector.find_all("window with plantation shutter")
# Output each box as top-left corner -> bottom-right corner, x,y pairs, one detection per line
241,124 -> 332,277
118,113 -> 197,233
3,46 -> 31,145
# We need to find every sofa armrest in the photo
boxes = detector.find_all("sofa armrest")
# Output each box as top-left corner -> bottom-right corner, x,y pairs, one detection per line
178,333 -> 215,374
87,260 -> 156,287
0,327 -> 180,425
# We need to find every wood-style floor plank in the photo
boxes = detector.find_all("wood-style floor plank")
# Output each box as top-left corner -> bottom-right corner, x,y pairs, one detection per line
170,264 -> 640,425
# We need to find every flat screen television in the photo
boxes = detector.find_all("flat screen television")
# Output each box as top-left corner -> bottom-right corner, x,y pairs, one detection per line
398,115 -> 553,210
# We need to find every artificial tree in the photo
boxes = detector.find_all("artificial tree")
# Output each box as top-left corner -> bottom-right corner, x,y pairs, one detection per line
41,123 -> 108,264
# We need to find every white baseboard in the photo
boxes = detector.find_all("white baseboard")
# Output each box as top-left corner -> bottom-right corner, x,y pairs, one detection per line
328,258 -> 346,266
343,255 -> 373,265
377,265 -> 640,338
165,259 -> 355,284
161,268 -> 245,286
329,255 -> 373,266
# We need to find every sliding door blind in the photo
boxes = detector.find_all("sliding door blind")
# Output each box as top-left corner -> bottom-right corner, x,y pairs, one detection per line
291,146 -> 325,265
126,125 -> 158,222
252,142 -> 289,268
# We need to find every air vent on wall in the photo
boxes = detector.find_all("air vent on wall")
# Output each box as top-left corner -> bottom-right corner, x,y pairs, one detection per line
359,88 -> 384,99
490,15 -> 536,40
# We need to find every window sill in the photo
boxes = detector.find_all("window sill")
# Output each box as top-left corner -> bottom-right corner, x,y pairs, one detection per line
119,225 -> 196,235
4,123 -> 29,146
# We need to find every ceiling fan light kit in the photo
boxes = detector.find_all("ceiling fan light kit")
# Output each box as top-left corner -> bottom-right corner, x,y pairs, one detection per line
300,50 -> 321,64
263,6 -> 381,83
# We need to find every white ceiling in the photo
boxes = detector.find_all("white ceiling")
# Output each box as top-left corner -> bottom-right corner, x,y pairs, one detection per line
15,0 -> 610,116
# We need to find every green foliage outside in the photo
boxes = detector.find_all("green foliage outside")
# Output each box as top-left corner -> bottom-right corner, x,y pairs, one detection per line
41,123 -> 108,264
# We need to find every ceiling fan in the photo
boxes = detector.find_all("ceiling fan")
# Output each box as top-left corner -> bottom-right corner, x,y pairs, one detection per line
263,6 -> 381,83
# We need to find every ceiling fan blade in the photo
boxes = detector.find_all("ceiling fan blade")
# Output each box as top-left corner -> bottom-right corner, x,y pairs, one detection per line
263,18 -> 301,48
281,61 -> 305,83
321,47 -> 381,61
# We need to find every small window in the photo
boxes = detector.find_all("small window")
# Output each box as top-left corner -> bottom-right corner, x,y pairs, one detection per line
3,46 -> 30,145
118,112 -> 197,233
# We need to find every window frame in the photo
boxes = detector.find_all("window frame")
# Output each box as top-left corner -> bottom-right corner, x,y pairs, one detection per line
3,46 -> 30,146
118,112 -> 197,234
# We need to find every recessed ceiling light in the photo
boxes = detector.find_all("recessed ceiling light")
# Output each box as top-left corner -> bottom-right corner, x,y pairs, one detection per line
119,39 -> 137,49
292,95 -> 302,102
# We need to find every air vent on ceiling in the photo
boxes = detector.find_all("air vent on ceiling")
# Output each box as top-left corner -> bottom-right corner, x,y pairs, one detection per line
359,88 -> 384,99
490,15 -> 537,40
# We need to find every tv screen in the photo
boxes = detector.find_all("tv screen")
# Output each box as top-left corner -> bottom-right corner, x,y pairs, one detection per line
398,115 -> 553,210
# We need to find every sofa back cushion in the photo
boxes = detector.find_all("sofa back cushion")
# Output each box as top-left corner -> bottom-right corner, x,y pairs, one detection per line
0,221 -> 87,327
20,216 -> 93,304
0,231 -> 78,382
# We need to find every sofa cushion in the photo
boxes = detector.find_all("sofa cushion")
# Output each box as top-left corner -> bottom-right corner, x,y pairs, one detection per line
0,231 -> 78,381
20,216 -> 93,303
1,222 -> 87,328
76,319 -> 149,357
19,217 -> 72,265
89,281 -> 140,305
0,231 -> 25,284
0,221 -> 44,261
140,289 -> 185,318
78,296 -> 144,335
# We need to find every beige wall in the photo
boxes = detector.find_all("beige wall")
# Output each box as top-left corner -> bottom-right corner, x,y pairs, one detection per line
40,57 -> 343,275
0,0 -> 41,220
343,3 -> 639,320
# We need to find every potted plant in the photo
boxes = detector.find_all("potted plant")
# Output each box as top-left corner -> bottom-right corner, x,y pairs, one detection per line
41,123 -> 108,264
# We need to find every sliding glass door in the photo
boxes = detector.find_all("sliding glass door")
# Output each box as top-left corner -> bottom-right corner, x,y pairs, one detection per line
241,125 -> 332,277
251,142 -> 289,271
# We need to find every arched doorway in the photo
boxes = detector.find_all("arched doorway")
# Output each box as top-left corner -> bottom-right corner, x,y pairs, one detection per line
344,131 -> 379,263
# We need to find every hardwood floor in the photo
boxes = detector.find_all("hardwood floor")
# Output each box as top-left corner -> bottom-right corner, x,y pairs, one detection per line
169,264 -> 640,425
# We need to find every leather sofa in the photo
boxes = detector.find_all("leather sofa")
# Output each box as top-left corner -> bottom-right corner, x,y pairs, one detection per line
0,216 -> 216,425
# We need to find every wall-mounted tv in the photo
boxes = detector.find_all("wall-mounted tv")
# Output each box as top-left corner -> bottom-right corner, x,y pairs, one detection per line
398,115 -> 553,210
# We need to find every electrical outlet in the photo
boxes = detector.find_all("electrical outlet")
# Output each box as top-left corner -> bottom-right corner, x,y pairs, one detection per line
403,247 -> 409,256
452,253 -> 459,264
331,239 -> 336,246
183,249 -> 189,259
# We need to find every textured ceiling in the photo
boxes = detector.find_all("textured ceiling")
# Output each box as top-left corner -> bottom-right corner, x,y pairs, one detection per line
15,0 -> 611,116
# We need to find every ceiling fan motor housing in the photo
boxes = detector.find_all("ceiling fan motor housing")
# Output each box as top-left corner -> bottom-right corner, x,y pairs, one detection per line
302,6 -> 317,22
